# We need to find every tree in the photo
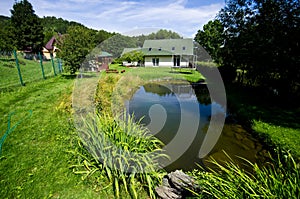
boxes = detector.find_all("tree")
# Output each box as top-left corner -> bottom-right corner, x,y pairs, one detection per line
120,50 -> 144,63
10,0 -> 44,53
57,26 -> 96,74
0,19 -> 15,52
195,20 -> 224,64
216,0 -> 299,94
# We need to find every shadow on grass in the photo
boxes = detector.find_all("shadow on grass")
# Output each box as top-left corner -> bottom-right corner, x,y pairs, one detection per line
169,71 -> 194,75
61,74 -> 77,79
226,84 -> 300,130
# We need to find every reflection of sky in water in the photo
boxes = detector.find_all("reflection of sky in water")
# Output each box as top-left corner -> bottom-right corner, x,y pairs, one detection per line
127,84 -> 225,135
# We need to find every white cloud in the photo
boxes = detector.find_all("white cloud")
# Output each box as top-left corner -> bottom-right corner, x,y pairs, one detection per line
0,0 -> 224,37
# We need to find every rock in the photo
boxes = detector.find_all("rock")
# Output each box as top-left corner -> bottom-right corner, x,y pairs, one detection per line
155,170 -> 200,199
156,186 -> 182,199
167,170 -> 197,192
162,177 -> 171,187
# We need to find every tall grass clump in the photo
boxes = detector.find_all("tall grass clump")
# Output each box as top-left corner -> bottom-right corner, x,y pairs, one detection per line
190,151 -> 299,198
72,112 -> 168,198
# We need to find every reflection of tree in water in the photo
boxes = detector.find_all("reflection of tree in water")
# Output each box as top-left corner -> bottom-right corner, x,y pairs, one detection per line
143,83 -> 211,105
192,84 -> 211,105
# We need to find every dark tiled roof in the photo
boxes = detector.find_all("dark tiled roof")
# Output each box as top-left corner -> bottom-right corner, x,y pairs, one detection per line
45,36 -> 56,50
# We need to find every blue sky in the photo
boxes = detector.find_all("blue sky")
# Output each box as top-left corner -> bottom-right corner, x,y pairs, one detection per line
0,0 -> 225,37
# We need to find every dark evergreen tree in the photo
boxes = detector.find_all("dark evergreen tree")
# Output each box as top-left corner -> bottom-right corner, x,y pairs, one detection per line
10,0 -> 44,53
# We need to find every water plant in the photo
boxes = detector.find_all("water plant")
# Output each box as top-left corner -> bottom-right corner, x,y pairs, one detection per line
189,150 -> 300,198
72,112 -> 168,198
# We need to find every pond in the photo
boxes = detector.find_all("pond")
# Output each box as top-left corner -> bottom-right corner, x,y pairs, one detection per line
126,82 -> 270,172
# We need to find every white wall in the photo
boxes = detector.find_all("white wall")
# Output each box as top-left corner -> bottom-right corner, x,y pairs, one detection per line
145,56 -> 173,67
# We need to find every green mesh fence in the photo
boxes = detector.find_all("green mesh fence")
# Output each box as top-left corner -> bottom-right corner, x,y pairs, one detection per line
0,51 -> 63,89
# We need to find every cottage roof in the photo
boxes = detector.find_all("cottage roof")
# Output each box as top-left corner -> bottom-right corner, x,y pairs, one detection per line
45,36 -> 57,50
143,39 -> 194,56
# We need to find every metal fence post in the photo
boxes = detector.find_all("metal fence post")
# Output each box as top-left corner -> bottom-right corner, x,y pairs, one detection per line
13,50 -> 25,86
50,53 -> 57,76
38,52 -> 46,79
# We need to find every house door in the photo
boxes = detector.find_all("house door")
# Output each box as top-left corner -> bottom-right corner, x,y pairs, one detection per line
173,56 -> 180,66
152,58 -> 159,66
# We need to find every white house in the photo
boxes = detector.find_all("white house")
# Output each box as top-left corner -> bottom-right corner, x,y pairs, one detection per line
122,38 -> 195,68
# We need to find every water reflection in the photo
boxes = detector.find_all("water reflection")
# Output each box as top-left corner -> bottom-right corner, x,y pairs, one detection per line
127,83 -> 269,171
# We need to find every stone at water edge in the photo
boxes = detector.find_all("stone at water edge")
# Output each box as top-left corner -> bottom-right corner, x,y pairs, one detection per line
155,170 -> 200,199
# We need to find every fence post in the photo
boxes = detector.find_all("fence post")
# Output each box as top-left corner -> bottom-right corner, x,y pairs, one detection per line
50,53 -> 57,76
13,50 -> 25,86
38,52 -> 46,79
57,58 -> 62,73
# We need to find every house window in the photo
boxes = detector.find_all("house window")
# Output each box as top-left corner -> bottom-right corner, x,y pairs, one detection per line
152,58 -> 159,66
172,47 -> 175,51
183,46 -> 186,50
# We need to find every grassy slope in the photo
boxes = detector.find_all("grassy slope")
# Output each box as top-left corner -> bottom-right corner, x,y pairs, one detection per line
0,56 -> 55,89
0,76 -> 113,198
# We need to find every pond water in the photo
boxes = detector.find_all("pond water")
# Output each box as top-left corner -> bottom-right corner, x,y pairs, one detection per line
126,82 -> 270,171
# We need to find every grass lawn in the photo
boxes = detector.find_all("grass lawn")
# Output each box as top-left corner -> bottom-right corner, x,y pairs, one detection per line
109,64 -> 205,82
0,75 -> 121,198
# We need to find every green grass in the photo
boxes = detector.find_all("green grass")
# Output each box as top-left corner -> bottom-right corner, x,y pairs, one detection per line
109,64 -> 205,82
0,55 -> 57,89
0,75 -> 116,198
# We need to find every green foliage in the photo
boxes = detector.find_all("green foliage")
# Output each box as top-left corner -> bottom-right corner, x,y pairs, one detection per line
190,151 -> 300,198
76,112 -> 167,198
121,50 -> 144,63
10,0 -> 44,53
0,19 -> 15,51
133,29 -> 183,47
195,20 -> 224,64
216,0 -> 299,94
57,26 -> 96,74
100,34 -> 138,57
147,29 -> 182,40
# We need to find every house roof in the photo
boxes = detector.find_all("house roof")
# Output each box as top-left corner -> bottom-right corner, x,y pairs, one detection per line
143,38 -> 194,56
122,48 -> 174,57
140,48 -> 174,56
45,36 -> 57,50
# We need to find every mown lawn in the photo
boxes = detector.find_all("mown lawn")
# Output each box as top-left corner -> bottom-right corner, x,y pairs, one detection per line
0,75 -> 119,198
109,64 -> 205,82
